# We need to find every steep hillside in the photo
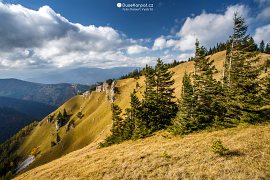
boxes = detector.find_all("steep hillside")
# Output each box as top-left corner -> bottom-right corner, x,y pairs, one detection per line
0,79 -> 89,106
15,123 -> 270,179
0,107 -> 35,143
14,51 -> 270,174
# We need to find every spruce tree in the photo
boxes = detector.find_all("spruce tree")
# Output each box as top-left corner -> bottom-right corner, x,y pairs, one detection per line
110,104 -> 124,138
225,13 -> 263,122
56,112 -> 63,127
224,13 -> 249,87
63,109 -> 68,119
259,40 -> 265,53
262,58 -> 270,101
141,64 -> 156,134
265,42 -> 270,54
246,37 -> 258,52
263,75 -> 270,101
155,59 -> 177,129
123,90 -> 142,139
173,40 -> 227,134
260,67 -> 270,120
141,59 -> 177,134
101,104 -> 124,147
193,40 -> 227,129
57,112 -> 63,121
172,72 -> 196,134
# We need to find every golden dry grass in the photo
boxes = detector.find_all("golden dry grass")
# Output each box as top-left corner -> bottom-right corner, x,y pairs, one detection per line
15,123 -> 270,179
15,51 -> 270,174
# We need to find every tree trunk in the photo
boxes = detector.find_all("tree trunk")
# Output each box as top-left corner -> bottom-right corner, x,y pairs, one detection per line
228,40 -> 234,88
222,49 -> 227,87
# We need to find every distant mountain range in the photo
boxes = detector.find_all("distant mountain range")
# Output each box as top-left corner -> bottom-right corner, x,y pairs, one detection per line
24,67 -> 139,84
0,78 -> 90,107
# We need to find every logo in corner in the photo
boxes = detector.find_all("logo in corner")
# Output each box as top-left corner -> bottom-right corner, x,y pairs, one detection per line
117,3 -> 122,8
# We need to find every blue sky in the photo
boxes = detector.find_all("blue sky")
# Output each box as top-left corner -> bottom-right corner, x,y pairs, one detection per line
3,0 -> 262,39
0,0 -> 270,77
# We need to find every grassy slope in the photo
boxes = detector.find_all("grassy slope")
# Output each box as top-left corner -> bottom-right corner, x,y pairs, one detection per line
16,123 -> 270,179
16,51 -> 270,172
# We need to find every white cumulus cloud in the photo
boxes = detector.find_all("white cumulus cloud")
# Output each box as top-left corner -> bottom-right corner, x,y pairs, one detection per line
152,4 -> 249,52
253,24 -> 270,43
0,2 -> 153,69
127,45 -> 148,55
152,36 -> 167,50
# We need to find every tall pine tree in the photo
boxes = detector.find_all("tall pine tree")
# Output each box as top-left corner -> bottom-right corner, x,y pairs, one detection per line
172,72 -> 196,134
141,59 -> 177,134
193,40 -> 227,129
155,59 -> 177,129
101,104 -> 125,147
123,90 -> 145,139
173,40 -> 227,134
259,40 -> 265,53
265,42 -> 270,54
111,104 -> 124,138
224,13 -> 263,122
140,65 -> 157,134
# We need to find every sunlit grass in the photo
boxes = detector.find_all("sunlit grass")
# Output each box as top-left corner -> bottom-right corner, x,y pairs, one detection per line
15,123 -> 270,179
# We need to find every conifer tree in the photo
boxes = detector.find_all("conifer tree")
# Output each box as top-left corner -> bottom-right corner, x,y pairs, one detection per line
225,13 -> 263,122
141,59 -> 177,134
154,59 -> 177,129
123,90 -> 142,139
101,104 -> 125,147
263,75 -> 270,102
63,109 -> 68,119
57,112 -> 63,121
225,13 -> 248,87
56,112 -> 63,127
172,72 -> 196,134
246,37 -> 258,52
193,40 -> 227,129
141,64 -> 156,134
173,40 -> 227,134
260,66 -> 270,120
265,42 -> 270,54
259,40 -> 265,53
110,104 -> 124,138
102,58 -> 178,146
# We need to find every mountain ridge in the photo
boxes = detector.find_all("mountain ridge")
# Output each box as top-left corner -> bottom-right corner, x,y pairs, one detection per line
24,67 -> 140,85
0,78 -> 90,107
